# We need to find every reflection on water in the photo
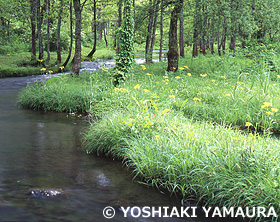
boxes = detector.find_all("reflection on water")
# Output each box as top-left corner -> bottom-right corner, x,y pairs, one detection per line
0,75 -> 240,222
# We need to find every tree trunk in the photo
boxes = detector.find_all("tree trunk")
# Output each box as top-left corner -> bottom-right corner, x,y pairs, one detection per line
30,0 -> 37,61
103,26 -> 108,46
159,0 -> 163,61
87,0 -> 97,57
145,0 -> 154,63
116,0 -> 122,55
72,0 -> 82,75
192,28 -> 198,57
149,1 -> 158,62
62,1 -> 73,68
179,8 -> 184,57
98,8 -> 102,42
46,0 -> 50,61
221,22 -> 227,55
37,0 -> 44,61
167,0 -> 183,71
56,7 -> 62,63
210,38 -> 214,54
217,33 -> 221,56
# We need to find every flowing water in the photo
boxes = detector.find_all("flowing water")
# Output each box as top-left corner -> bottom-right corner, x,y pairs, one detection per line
0,72 -> 240,222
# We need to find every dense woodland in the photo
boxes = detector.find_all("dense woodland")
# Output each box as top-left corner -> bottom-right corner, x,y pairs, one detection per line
1,0 -> 280,75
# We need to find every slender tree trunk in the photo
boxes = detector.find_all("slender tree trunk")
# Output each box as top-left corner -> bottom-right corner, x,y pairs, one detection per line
98,8 -> 102,42
159,0 -> 163,61
62,1 -> 73,68
103,26 -> 108,46
87,0 -> 97,57
116,0 -> 122,55
192,28 -> 198,57
179,8 -> 184,57
210,38 -> 214,54
56,7 -> 62,63
46,0 -> 50,61
167,0 -> 183,71
145,0 -> 154,63
37,0 -> 44,61
72,0 -> 82,75
221,21 -> 227,54
217,32 -> 221,56
149,1 -> 158,62
30,0 -> 37,61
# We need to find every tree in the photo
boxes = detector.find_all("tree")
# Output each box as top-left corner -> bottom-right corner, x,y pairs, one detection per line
62,1 -> 73,68
179,7 -> 184,57
72,0 -> 87,74
167,0 -> 183,71
87,0 -> 97,57
115,0 -> 134,84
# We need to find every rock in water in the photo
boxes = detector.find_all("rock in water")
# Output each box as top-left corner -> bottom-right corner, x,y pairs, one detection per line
28,189 -> 63,199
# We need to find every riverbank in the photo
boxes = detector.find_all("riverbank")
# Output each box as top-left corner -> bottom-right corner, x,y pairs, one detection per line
18,52 -> 280,221
0,48 -> 117,78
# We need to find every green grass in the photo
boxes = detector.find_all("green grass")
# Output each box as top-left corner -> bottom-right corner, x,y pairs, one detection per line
83,110 -> 280,222
18,48 -> 280,221
0,52 -> 72,78
82,47 -> 116,60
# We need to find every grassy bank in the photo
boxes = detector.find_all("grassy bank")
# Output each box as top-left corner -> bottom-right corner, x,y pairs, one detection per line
18,51 -> 280,221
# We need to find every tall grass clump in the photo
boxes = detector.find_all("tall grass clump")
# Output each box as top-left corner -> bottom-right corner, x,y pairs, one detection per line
18,72 -> 112,113
83,104 -> 280,221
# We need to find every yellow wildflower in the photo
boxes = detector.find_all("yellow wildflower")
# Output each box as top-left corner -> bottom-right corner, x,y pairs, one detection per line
163,108 -> 170,113
200,74 -> 207,78
155,135 -> 160,141
134,84 -> 140,89
48,70 -> 53,74
261,102 -> 272,109
221,76 -> 226,79
141,65 -> 146,70
187,73 -> 191,77
165,82 -> 168,85
193,97 -> 201,101
163,76 -> 169,79
146,73 -> 152,76
244,73 -> 249,75
184,66 -> 189,69
179,67 -> 184,70
40,68 -> 46,71
175,76 -> 181,79
271,108 -> 278,112
266,111 -> 274,115
169,95 -> 175,98
277,75 -> 280,79
59,66 -> 64,70
245,122 -> 253,127
143,89 -> 150,93
212,80 -> 215,82
225,94 -> 231,97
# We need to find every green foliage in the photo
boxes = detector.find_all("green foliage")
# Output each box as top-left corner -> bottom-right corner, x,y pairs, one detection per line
114,0 -> 134,84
